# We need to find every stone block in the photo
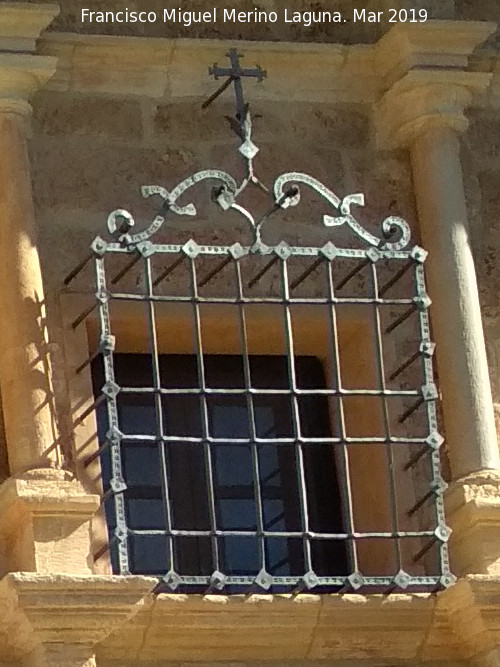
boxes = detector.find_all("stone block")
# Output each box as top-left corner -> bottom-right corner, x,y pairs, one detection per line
468,111 -> 500,167
154,101 -> 235,147
32,93 -> 143,141
30,135 -> 201,216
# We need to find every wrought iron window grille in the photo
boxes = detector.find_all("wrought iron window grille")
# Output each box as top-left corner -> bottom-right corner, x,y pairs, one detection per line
67,49 -> 454,593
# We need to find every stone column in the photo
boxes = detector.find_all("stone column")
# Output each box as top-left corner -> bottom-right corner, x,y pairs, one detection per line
0,6 -> 60,474
377,69 -> 499,480
411,121 -> 499,478
377,67 -> 500,576
0,4 -> 102,580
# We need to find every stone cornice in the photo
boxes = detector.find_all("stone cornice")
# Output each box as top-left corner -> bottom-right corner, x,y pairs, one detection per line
2,573 -> 500,662
0,573 -> 156,660
0,3 -> 59,54
37,32 -> 378,102
0,4 -> 59,116
375,69 -> 493,148
376,20 -> 497,91
0,469 -> 100,525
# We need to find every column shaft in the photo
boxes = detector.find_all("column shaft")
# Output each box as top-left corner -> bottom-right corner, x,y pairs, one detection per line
0,112 -> 58,473
411,125 -> 499,477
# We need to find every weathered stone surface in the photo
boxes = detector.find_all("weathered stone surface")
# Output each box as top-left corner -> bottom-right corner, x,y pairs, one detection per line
32,92 -> 143,140
476,169 -> 500,315
468,111 -> 500,168
456,0 -> 500,21
30,136 -> 201,214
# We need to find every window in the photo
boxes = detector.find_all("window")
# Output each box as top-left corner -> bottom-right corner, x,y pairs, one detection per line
93,353 -> 347,589
68,182 -> 452,592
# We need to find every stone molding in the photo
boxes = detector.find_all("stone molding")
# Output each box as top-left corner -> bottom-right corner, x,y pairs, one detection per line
0,3 -> 59,116
446,471 -> 500,578
0,573 -> 499,663
0,469 -> 100,575
0,573 -> 156,663
36,20 -> 499,108
375,20 -> 497,90
36,32 -> 376,101
0,52 -> 57,116
375,69 -> 492,148
0,3 -> 59,54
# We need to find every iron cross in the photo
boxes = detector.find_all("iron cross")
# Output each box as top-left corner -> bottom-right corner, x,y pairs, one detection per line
203,49 -> 266,125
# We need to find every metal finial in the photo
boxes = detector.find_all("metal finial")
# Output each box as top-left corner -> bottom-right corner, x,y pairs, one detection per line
202,48 -> 266,129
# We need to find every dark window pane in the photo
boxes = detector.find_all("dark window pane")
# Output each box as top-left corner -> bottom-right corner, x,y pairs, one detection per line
127,498 -> 165,530
118,396 -> 157,436
167,443 -> 210,531
266,537 -> 304,576
213,444 -> 253,486
129,534 -> 168,575
93,353 -> 346,584
122,444 -> 161,487
208,399 -> 249,439
221,536 -> 259,575
217,498 -> 256,531
174,536 -> 212,576
163,395 -> 202,438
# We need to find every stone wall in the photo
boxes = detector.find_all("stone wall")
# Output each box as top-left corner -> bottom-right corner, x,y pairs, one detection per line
28,83 -> 417,469
465,109 -> 500,438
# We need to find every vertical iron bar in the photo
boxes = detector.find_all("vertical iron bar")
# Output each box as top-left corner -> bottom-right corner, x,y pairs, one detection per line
189,258 -> 220,574
415,262 -> 449,580
326,261 -> 359,573
371,261 -> 402,573
234,260 -> 267,576
95,255 -> 129,574
280,259 -> 312,575
144,256 -> 174,574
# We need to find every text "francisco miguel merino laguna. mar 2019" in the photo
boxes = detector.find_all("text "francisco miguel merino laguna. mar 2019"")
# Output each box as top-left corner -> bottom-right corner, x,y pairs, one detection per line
81,7 -> 429,26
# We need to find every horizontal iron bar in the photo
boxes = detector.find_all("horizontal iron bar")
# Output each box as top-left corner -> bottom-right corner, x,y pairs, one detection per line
92,536 -> 116,563
126,528 -> 435,539
106,433 -> 429,445
97,243 -> 414,261
407,488 -> 433,517
117,386 -> 420,397
84,438 -> 111,468
403,445 -> 428,471
412,536 -> 437,563
111,293 -> 414,306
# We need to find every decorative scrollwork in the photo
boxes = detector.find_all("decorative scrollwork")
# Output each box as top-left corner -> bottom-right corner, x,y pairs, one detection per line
274,172 -> 411,251
104,111 -> 412,252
